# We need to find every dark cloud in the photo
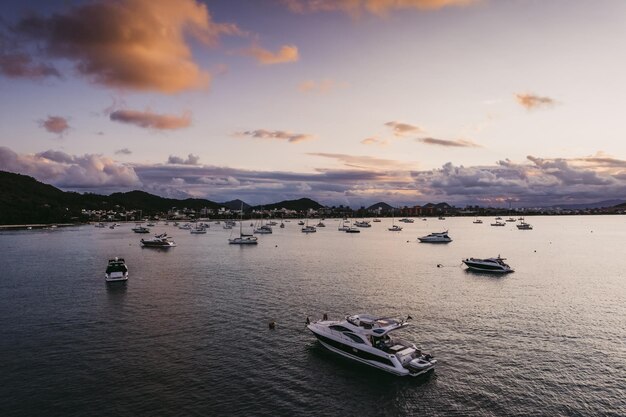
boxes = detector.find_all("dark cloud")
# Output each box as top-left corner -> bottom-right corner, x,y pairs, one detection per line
14,0 -> 244,93
236,129 -> 313,143
167,154 -> 200,165
0,52 -> 60,79
115,148 -> 132,155
417,137 -> 481,148
39,116 -> 70,135
110,109 -> 191,130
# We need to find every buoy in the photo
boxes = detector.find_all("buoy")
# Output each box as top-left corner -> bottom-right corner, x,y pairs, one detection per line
437,264 -> 443,268
268,321 -> 276,330
306,316 -> 310,325
323,313 -> 328,321
275,245 -> 278,248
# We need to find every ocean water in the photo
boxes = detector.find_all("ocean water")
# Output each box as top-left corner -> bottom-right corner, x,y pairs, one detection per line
1,216 -> 625,416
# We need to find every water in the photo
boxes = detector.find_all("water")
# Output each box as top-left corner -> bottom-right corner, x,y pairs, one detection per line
1,217 -> 625,416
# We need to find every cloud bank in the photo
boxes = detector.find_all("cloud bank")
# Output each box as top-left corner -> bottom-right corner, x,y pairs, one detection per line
417,137 -> 480,148
167,154 -> 200,165
0,146 -> 140,189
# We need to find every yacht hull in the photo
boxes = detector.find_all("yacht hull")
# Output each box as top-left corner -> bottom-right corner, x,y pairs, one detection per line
309,329 -> 434,377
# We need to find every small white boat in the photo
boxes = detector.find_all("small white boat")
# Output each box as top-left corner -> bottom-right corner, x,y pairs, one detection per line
354,221 -> 371,228
473,219 -> 483,224
505,217 -> 516,222
298,220 -> 305,226
94,223 -> 105,228
438,216 -> 445,220
132,226 -> 150,233
418,231 -> 452,243
516,219 -> 533,230
229,204 -> 258,245
307,314 -> 437,377
190,226 -> 207,234
372,218 -> 381,222
105,257 -> 128,283
316,222 -> 326,227
399,218 -> 414,223
388,225 -> 403,232
302,225 -> 317,233
254,225 -> 273,234
345,227 -> 360,233
490,221 -> 505,227
462,256 -> 513,273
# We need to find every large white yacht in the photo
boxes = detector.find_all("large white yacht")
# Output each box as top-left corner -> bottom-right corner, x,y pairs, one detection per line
462,256 -> 513,273
418,231 -> 452,243
140,233 -> 176,248
105,257 -> 128,283
307,314 -> 437,377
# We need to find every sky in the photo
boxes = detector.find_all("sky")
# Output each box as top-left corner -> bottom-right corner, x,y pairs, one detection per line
1,0 -> 626,207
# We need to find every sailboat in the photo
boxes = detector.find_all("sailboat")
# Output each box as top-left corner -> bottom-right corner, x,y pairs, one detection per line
388,208 -> 403,231
229,204 -> 258,245
301,218 -> 317,233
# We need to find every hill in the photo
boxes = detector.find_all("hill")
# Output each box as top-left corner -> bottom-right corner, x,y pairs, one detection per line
367,202 -> 393,211
221,199 -> 251,211
253,198 -> 324,211
0,171 -> 223,224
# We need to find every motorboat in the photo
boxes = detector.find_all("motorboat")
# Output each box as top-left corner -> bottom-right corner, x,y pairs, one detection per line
105,257 -> 128,283
388,225 -> 403,231
94,223 -> 105,228
354,221 -> 371,228
372,218 -> 381,222
473,219 -> 483,224
147,222 -> 156,227
190,226 -> 207,234
516,220 -> 533,230
302,225 -> 317,233
307,314 -> 437,377
345,227 -> 360,233
418,231 -> 452,243
316,222 -> 326,227
490,221 -> 505,226
280,222 -> 285,228
140,233 -> 176,248
506,217 -> 516,222
462,256 -> 514,273
338,224 -> 350,231
132,226 -> 150,233
267,221 -> 278,226
399,218 -> 414,223
298,220 -> 305,226
495,216 -> 502,220
178,223 -> 192,230
438,216 -> 445,220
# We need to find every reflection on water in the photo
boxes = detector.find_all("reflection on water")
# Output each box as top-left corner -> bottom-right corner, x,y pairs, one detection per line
1,217 -> 625,416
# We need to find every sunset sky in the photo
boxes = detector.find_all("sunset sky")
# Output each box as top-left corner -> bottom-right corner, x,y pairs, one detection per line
1,0 -> 626,207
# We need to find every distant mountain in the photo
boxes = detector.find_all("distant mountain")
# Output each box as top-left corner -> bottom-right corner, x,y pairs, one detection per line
221,199 -> 250,211
550,199 -> 626,210
367,202 -> 393,211
422,202 -> 453,209
108,190 -> 223,212
253,198 -> 324,211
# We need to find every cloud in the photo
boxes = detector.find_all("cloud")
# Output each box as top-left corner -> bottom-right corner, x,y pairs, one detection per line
361,137 -> 388,146
298,78 -> 346,94
308,152 -> 412,170
242,44 -> 299,65
412,155 -> 626,206
39,116 -> 70,135
282,0 -> 477,16
0,52 -> 60,79
14,0 -> 244,93
515,93 -> 556,110
110,109 -> 191,130
385,121 -> 424,136
115,148 -> 132,155
167,154 -> 200,165
236,129 -> 314,143
0,146 -> 140,189
417,137 -> 481,148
